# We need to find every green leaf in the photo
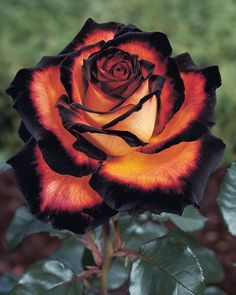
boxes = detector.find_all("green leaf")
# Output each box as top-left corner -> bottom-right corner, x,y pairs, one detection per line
153,206 -> 207,232
0,272 -> 18,294
204,287 -> 228,295
129,236 -> 205,295
9,260 -> 83,295
168,230 -> 224,284
6,206 -> 74,250
217,161 -> 236,236
108,257 -> 130,290
126,221 -> 167,250
51,236 -> 84,274
0,162 -> 11,174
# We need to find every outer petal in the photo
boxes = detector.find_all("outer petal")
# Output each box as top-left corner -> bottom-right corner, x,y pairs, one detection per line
8,139 -> 116,234
6,55 -> 100,177
142,53 -> 221,153
18,122 -> 31,143
154,58 -> 184,134
60,18 -> 140,54
102,31 -> 172,68
90,133 -> 225,213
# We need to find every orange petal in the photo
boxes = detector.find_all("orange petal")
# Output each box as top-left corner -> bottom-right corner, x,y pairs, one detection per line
6,56 -> 99,176
61,18 -> 123,54
57,95 -> 145,157
8,139 -> 116,234
82,80 -> 150,127
90,133 -> 225,213
60,41 -> 105,103
106,95 -> 157,142
83,82 -> 121,112
142,60 -> 221,154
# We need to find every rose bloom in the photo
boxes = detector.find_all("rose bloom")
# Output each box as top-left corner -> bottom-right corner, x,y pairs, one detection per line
7,19 -> 225,234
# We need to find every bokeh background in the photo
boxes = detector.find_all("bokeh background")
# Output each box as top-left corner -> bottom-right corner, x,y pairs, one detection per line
0,0 -> 236,162
0,1 -> 236,294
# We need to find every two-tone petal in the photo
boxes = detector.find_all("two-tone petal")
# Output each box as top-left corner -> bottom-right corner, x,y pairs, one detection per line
90,133 -> 225,213
142,53 -> 221,153
8,139 -> 116,234
6,50 -> 102,177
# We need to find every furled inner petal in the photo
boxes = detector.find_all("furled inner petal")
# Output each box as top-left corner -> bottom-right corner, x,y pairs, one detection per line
56,95 -> 144,156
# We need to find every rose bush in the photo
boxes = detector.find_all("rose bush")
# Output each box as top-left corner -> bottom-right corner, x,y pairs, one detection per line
6,18 -> 225,234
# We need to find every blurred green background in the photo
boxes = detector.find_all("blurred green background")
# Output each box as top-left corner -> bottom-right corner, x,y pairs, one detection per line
0,0 -> 235,162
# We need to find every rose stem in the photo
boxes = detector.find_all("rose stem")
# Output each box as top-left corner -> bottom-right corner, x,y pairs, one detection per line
112,215 -> 122,250
99,221 -> 113,295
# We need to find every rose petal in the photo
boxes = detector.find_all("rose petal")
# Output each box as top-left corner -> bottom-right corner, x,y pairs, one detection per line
60,18 -> 126,54
6,56 -> 99,176
90,133 -> 225,213
18,122 -> 31,143
67,76 -> 164,143
60,41 -> 105,103
57,95 -> 146,156
141,53 -> 221,153
83,82 -> 123,112
8,139 -> 116,234
73,135 -> 107,161
102,76 -> 165,142
153,58 -> 185,134
102,33 -> 184,130
102,31 -> 172,73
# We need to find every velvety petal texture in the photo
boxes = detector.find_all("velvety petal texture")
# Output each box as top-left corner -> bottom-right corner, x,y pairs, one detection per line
90,133 -> 225,213
6,55 -> 100,177
6,18 -> 225,233
142,53 -> 222,154
8,139 -> 116,234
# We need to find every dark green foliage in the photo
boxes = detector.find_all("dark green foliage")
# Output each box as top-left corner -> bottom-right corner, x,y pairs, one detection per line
129,236 -> 205,295
217,161 -> 236,236
9,260 -> 83,294
6,206 -> 74,250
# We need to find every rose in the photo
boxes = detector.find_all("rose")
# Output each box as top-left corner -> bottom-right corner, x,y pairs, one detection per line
6,18 -> 225,234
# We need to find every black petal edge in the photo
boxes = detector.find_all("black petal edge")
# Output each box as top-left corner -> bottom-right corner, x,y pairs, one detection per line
18,122 -> 32,143
102,31 -> 172,60
61,75 -> 165,132
164,58 -> 185,114
174,52 -> 222,90
60,18 -> 125,54
143,53 -> 222,154
90,133 -> 225,214
60,41 -> 105,100
102,75 -> 165,129
7,139 -> 116,234
56,95 -> 147,148
73,135 -> 107,161
6,56 -> 97,177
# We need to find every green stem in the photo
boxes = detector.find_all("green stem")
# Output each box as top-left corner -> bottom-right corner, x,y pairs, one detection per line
99,221 -> 113,295
112,215 -> 122,250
